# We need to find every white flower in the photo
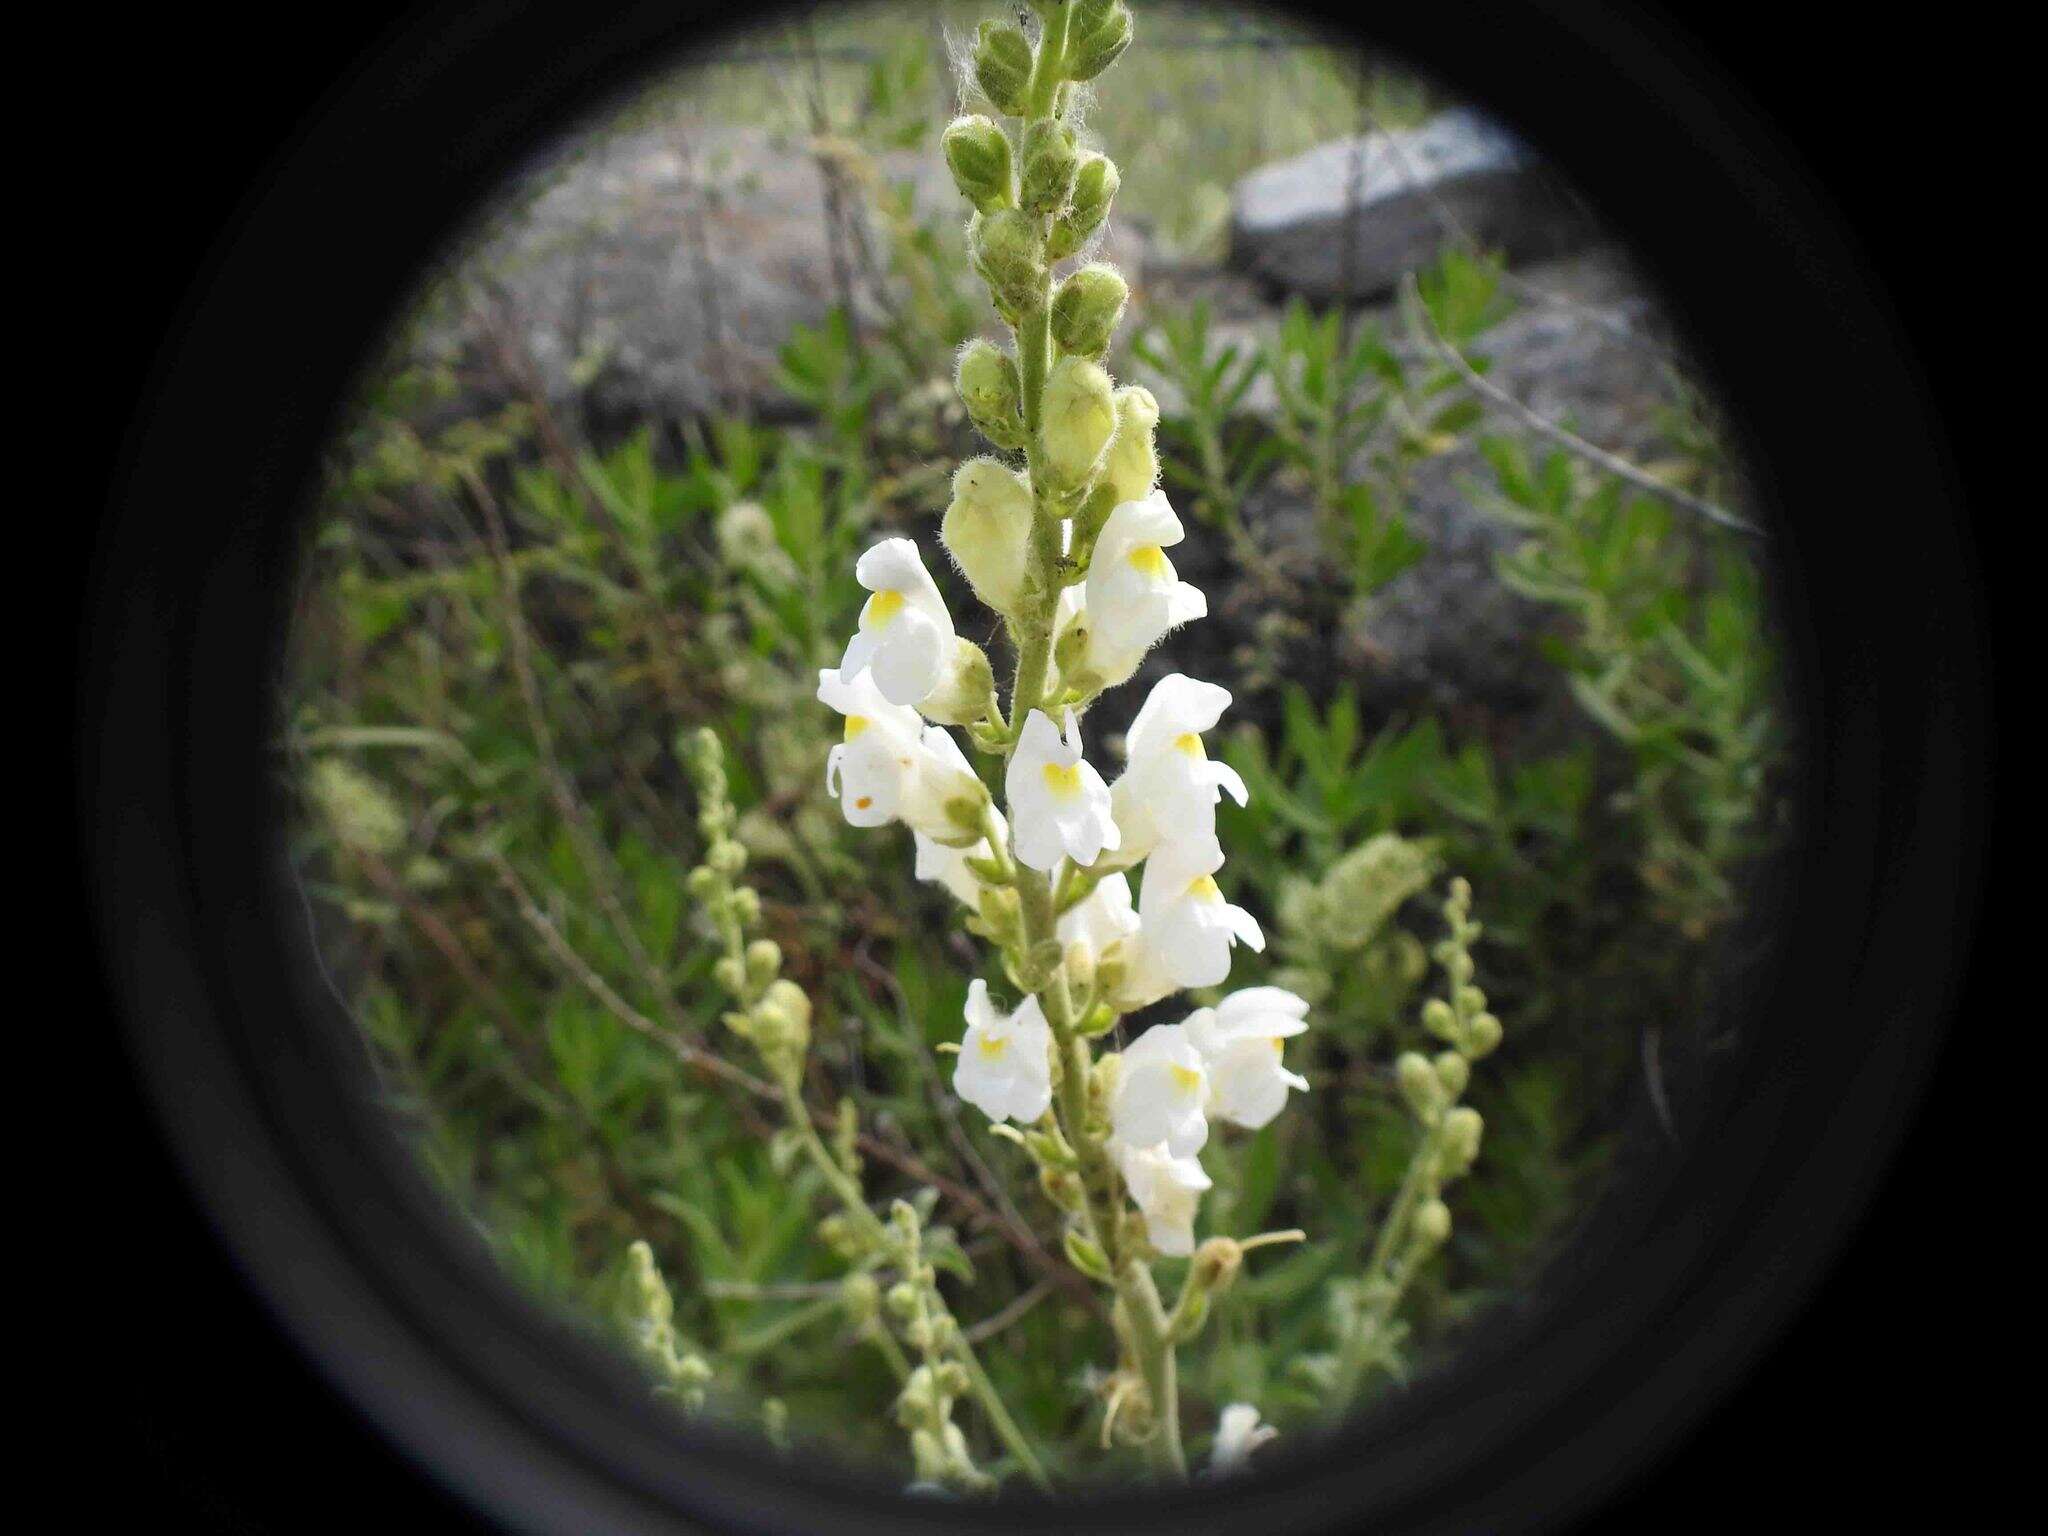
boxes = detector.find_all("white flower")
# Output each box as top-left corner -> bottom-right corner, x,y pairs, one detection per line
1209,1403 -> 1278,1474
1110,673 -> 1249,863
1082,490 -> 1206,686
818,669 -> 983,839
1104,930 -> 1181,1011
1006,708 -> 1120,872
1185,987 -> 1311,1130
1137,834 -> 1264,988
1115,1140 -> 1211,1257
914,807 -> 1006,906
1111,1022 -> 1210,1157
839,538 -> 955,706
1056,870 -> 1140,967
952,979 -> 1053,1124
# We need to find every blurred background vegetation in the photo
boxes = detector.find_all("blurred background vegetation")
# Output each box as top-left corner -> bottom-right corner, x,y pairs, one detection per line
284,0 -> 1785,1484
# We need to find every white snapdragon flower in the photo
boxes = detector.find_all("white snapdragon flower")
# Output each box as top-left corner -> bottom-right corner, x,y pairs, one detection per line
818,669 -> 983,840
1006,708 -> 1120,872
1083,490 -> 1206,686
1209,1403 -> 1279,1474
839,538 -> 955,706
1111,1022 -> 1210,1157
952,979 -> 1053,1124
1055,870 -> 1140,967
1104,930 -> 1181,1012
1137,834 -> 1265,988
1185,986 -> 1311,1130
1115,1140 -> 1211,1257
914,808 -> 1007,906
1109,673 -> 1250,864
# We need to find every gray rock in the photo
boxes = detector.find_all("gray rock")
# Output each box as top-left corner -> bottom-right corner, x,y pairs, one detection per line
1228,109 -> 1589,302
427,121 -> 1145,423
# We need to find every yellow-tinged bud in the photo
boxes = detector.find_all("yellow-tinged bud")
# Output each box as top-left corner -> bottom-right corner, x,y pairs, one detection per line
1050,153 -> 1119,260
1102,384 -> 1160,504
1414,1198 -> 1453,1247
1019,119 -> 1080,216
751,978 -> 811,1056
1040,355 -> 1117,493
744,938 -> 782,987
970,208 -> 1047,319
919,636 -> 997,727
972,20 -> 1033,115
1432,1050 -> 1470,1100
1441,1105 -> 1485,1178
841,1271 -> 880,1324
942,457 -> 1034,613
1465,1011 -> 1504,1058
1050,263 -> 1128,359
955,339 -> 1024,449
1066,0 -> 1133,81
1190,1236 -> 1244,1295
942,114 -> 1012,212
1396,1050 -> 1443,1121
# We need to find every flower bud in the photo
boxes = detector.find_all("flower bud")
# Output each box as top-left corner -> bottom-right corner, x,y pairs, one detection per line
1066,0 -> 1133,81
955,338 -> 1024,449
1050,153 -> 1119,259
1396,1050 -> 1443,1121
887,1280 -> 921,1318
751,978 -> 812,1056
942,457 -> 1034,613
1019,119 -> 1080,216
1465,1011 -> 1504,1058
1064,1229 -> 1112,1282
1050,263 -> 1127,359
1039,355 -> 1117,493
1440,1105 -> 1485,1179
708,837 -> 747,875
1414,1198 -> 1453,1247
918,636 -> 997,727
970,208 -> 1047,319
942,114 -> 1012,212
1101,384 -> 1160,504
934,1360 -> 970,1399
744,939 -> 782,989
841,1271 -> 880,1325
1190,1236 -> 1244,1295
1432,1050 -> 1470,1100
1421,997 -> 1458,1043
973,20 -> 1033,114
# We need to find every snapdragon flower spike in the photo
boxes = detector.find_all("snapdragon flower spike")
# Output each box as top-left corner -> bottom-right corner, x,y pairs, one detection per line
1007,708 -> 1120,872
1056,869 -> 1140,966
840,538 -> 955,706
818,669 -> 982,840
1111,1022 -> 1210,1157
952,979 -> 1053,1124
1184,986 -> 1311,1130
1137,833 -> 1265,988
1082,490 -> 1206,686
1110,673 -> 1250,864
915,807 -> 1007,907
1115,1140 -> 1212,1258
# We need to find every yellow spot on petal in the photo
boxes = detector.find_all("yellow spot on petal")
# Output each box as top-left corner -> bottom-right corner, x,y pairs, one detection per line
1170,1063 -> 1203,1093
1187,874 -> 1222,903
1042,760 -> 1083,799
1127,544 -> 1169,577
854,795 -> 874,810
977,1033 -> 1009,1059
862,589 -> 906,628
1270,1037 -> 1286,1053
843,715 -> 870,742
1172,731 -> 1204,757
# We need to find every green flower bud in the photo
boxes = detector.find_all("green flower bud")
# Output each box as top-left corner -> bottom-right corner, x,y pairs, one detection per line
919,636 -> 997,727
1050,263 -> 1128,359
887,1280 -> 920,1318
1049,153 -> 1119,260
1396,1050 -> 1443,1121
1101,383 -> 1160,504
934,1361 -> 970,1399
751,978 -> 811,1056
1440,1105 -> 1485,1179
685,865 -> 719,900
1039,355 -> 1117,493
954,338 -> 1024,449
708,837 -> 747,875
744,938 -> 781,988
941,457 -> 1034,613
1432,1050 -> 1470,1100
712,955 -> 747,996
1189,1236 -> 1244,1295
942,114 -> 1012,212
1421,996 -> 1459,1043
973,20 -> 1033,115
1019,119 -> 1080,216
1414,1198 -> 1453,1247
1464,1011 -> 1503,1057
969,208 -> 1047,320
841,1271 -> 880,1324
1064,1229 -> 1112,1282
1066,0 -> 1133,82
